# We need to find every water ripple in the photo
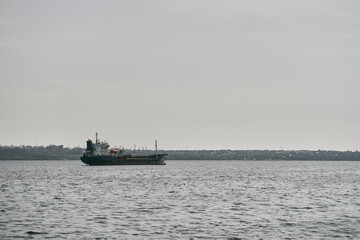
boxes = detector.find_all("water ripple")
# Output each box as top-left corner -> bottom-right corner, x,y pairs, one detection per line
0,160 -> 359,239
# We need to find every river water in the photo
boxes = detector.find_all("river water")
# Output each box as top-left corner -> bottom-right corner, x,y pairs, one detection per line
0,160 -> 359,239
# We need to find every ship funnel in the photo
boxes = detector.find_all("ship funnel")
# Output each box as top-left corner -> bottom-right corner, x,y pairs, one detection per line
86,140 -> 94,151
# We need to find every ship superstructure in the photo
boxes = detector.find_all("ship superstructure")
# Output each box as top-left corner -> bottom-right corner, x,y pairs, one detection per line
85,133 -> 110,156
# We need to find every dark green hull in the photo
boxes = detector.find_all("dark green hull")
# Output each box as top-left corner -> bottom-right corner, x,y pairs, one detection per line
80,154 -> 167,166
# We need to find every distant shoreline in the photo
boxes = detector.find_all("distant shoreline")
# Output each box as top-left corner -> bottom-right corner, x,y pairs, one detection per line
1,159 -> 360,161
1,145 -> 359,161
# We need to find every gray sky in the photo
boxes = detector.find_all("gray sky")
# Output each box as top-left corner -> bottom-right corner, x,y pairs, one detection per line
1,0 -> 359,150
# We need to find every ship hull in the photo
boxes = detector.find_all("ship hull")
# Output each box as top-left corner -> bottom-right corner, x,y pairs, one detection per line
80,154 -> 167,166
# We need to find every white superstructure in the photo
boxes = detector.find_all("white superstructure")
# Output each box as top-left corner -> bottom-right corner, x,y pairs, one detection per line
94,133 -> 109,156
85,133 -> 109,156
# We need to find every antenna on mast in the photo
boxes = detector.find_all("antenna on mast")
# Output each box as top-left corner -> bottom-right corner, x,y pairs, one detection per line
155,140 -> 158,155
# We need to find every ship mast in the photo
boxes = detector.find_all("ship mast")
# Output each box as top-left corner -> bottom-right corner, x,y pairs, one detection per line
155,140 -> 158,156
95,132 -> 99,144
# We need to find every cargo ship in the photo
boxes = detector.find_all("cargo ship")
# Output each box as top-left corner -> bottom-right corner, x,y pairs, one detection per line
80,133 -> 167,165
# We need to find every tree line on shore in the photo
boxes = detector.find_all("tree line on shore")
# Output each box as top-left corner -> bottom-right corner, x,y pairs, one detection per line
1,145 -> 360,161
0,145 -> 83,160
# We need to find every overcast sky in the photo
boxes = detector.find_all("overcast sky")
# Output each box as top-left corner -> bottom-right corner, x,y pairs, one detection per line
1,0 -> 359,150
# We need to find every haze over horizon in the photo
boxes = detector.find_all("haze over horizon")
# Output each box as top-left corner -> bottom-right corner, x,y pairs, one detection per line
1,1 -> 359,151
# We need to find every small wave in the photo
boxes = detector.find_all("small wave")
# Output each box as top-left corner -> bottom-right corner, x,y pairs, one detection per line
26,231 -> 47,235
